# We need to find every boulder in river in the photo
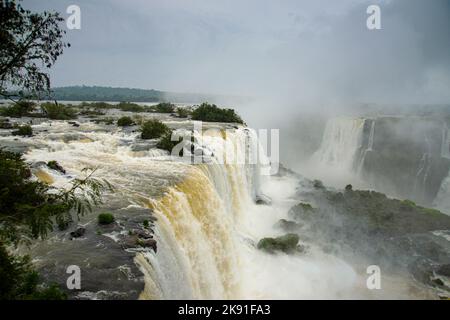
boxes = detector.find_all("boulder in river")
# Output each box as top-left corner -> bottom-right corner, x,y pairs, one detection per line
70,227 -> 86,239
257,233 -> 303,254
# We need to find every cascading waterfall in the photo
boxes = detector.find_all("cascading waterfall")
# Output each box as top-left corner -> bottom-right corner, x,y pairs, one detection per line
309,117 -> 366,188
434,125 -> 450,214
357,119 -> 375,174
413,135 -> 433,202
312,117 -> 365,172
135,128 -> 264,299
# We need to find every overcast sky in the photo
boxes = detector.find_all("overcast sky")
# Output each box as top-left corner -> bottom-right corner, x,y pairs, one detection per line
23,0 -> 450,105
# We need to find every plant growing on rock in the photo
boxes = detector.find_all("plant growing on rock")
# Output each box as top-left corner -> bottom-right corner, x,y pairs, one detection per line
176,107 -> 190,118
191,103 -> 243,124
156,131 -> 182,154
98,213 -> 115,225
153,102 -> 175,113
257,234 -> 302,254
41,103 -> 76,120
140,119 -> 170,140
0,101 -> 36,118
12,125 -> 32,137
117,116 -> 134,127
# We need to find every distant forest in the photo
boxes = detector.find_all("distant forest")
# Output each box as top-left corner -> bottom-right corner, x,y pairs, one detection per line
45,86 -> 243,104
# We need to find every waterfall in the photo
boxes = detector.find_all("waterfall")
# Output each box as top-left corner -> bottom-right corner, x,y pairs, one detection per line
308,117 -> 366,187
356,119 -> 375,174
135,128 -> 264,299
442,125 -> 450,159
312,117 -> 365,172
434,125 -> 450,214
412,134 -> 432,203
367,120 -> 375,151
434,172 -> 450,215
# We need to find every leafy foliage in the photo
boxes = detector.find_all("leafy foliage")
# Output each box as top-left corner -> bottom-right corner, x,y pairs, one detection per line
12,124 -> 32,137
0,150 -> 113,245
117,102 -> 145,113
257,234 -> 301,254
156,131 -> 182,153
152,102 -> 175,113
41,102 -> 76,120
140,119 -> 170,139
97,213 -> 115,225
0,1 -> 69,99
191,103 -> 243,124
176,107 -> 190,118
0,100 -> 35,117
117,116 -> 134,127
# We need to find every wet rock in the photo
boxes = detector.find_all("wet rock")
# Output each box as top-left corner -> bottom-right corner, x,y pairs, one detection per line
0,120 -> 13,129
274,219 -> 301,232
138,238 -> 157,252
68,121 -> 80,127
257,233 -> 303,254
288,202 -> 316,221
121,234 -> 157,252
133,229 -> 153,239
47,160 -> 66,174
255,194 -> 272,205
70,227 -> 86,239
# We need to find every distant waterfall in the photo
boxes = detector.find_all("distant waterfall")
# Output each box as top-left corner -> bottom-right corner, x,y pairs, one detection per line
356,119 -> 375,174
434,125 -> 450,214
312,117 -> 365,173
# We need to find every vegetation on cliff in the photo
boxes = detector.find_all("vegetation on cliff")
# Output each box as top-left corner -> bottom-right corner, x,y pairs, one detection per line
192,103 -> 244,124
257,234 -> 303,254
140,119 -> 170,139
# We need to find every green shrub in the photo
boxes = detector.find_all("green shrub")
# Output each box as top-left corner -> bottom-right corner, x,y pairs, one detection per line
156,131 -> 182,153
41,103 -> 77,120
117,102 -> 145,113
117,116 -> 134,127
78,109 -> 105,116
191,103 -> 243,124
176,107 -> 190,118
257,234 -> 301,254
143,220 -> 149,229
401,199 -> 416,210
140,119 -> 170,139
98,213 -> 115,225
12,125 -> 32,137
1,101 -> 36,118
153,102 -> 175,113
